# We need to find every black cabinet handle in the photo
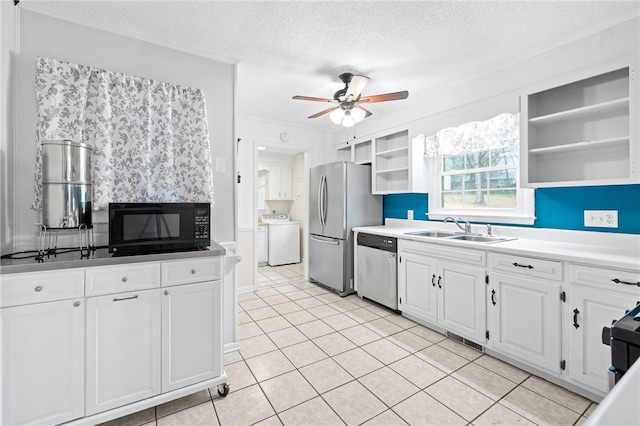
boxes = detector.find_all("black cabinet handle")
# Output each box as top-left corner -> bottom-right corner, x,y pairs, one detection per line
611,278 -> 640,286
431,274 -> 436,287
512,262 -> 534,269
491,289 -> 496,306
573,308 -> 580,329
437,276 -> 442,289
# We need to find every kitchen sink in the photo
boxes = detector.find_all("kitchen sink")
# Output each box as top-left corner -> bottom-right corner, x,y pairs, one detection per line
404,230 -> 458,238
447,234 -> 515,243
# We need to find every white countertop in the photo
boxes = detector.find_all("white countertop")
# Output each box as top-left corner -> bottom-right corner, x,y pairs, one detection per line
354,219 -> 640,271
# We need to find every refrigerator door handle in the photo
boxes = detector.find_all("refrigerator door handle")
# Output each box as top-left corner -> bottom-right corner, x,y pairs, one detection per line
322,173 -> 328,226
318,173 -> 324,226
310,235 -> 340,245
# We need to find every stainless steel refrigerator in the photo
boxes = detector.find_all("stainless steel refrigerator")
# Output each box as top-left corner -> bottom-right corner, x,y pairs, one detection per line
309,161 -> 383,295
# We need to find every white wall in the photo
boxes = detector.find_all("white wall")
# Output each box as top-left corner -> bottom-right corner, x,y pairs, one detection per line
1,8 -> 237,252
334,17 -> 640,146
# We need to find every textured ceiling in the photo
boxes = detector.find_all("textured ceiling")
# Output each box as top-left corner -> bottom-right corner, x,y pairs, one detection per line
20,1 -> 640,131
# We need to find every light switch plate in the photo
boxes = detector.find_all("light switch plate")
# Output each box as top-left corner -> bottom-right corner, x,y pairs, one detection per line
584,210 -> 618,228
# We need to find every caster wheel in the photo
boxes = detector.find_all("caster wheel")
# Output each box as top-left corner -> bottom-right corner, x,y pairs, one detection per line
217,383 -> 230,397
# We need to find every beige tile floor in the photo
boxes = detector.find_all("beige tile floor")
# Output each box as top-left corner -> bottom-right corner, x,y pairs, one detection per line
103,263 -> 598,426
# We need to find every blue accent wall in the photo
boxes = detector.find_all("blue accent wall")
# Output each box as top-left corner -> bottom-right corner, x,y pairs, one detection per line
382,185 -> 640,234
384,193 -> 429,221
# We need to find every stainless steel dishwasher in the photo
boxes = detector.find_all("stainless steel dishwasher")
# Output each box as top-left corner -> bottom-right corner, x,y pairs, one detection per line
356,232 -> 397,310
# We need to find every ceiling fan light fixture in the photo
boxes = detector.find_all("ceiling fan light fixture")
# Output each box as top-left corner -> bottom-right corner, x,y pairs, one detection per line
330,108 -> 345,124
351,107 -> 366,123
341,110 -> 355,127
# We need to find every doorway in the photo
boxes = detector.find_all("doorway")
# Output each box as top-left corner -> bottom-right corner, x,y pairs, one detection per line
253,142 -> 310,292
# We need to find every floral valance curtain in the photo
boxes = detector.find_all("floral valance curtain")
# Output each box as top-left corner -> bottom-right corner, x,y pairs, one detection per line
33,56 -> 214,210
424,112 -> 520,157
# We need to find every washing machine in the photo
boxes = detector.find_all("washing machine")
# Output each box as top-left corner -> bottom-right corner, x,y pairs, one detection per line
260,214 -> 300,266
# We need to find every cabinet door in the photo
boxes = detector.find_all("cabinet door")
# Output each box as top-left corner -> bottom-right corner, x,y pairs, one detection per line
162,281 -> 222,392
398,251 -> 438,323
86,289 -> 161,415
266,165 -> 281,199
1,299 -> 84,425
489,273 -> 562,374
569,286 -> 636,393
280,165 -> 293,199
437,261 -> 486,343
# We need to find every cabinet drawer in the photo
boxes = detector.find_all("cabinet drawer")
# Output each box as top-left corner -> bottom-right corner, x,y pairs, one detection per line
570,264 -> 640,294
86,263 -> 161,297
162,258 -> 221,287
1,269 -> 84,308
399,240 -> 486,267
490,253 -> 562,281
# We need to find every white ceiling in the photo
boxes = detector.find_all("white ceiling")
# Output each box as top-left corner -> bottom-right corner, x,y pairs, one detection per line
20,1 -> 640,132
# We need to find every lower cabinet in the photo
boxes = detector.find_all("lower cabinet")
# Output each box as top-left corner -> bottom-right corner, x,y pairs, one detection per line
397,250 -> 437,323
1,298 -> 84,425
85,289 -> 162,415
438,260 -> 486,343
487,272 -> 562,374
398,240 -> 486,344
162,281 -> 221,392
567,264 -> 640,395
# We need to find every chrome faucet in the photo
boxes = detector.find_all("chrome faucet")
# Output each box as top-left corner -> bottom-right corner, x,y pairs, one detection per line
443,217 -> 472,234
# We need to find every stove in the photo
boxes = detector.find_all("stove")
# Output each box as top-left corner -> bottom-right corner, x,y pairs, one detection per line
603,303 -> 640,387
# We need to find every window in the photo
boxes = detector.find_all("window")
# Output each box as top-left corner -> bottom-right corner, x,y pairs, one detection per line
426,112 -> 535,224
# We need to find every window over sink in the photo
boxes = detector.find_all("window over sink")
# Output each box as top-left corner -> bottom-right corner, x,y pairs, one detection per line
423,112 -> 535,225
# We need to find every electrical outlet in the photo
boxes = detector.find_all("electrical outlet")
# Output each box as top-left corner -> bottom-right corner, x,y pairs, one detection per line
407,210 -> 414,220
584,210 -> 618,228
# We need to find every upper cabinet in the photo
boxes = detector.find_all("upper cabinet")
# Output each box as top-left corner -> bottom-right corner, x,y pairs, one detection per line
336,139 -> 373,165
373,129 -> 427,194
521,54 -> 639,187
336,128 -> 426,194
265,164 -> 293,200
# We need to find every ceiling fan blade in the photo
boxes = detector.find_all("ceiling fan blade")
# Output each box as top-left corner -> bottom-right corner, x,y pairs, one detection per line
344,75 -> 370,102
292,95 -> 334,103
308,106 -> 340,119
359,90 -> 409,103
355,105 -> 372,118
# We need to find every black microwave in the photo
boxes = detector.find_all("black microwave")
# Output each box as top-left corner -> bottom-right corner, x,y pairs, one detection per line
109,202 -> 210,255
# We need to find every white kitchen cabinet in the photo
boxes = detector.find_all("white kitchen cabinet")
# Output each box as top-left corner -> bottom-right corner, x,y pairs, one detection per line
521,53 -> 639,187
487,253 -> 563,374
488,273 -> 562,374
438,260 -> 487,343
398,240 -> 486,344
568,264 -> 640,395
162,281 -> 221,392
398,249 -> 438,323
372,129 -> 427,194
85,289 -> 162,415
266,164 -> 293,200
335,139 -> 373,165
257,224 -> 268,265
1,298 -> 84,425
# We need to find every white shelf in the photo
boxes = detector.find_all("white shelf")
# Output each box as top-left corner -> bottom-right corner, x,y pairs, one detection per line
529,97 -> 629,126
376,166 -> 409,175
523,57 -> 637,187
529,136 -> 629,155
376,146 -> 409,157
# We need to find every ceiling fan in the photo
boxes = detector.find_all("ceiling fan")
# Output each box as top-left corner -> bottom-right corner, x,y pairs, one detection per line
292,73 -> 409,127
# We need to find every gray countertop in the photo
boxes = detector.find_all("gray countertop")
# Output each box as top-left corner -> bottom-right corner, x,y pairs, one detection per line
0,242 -> 227,275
